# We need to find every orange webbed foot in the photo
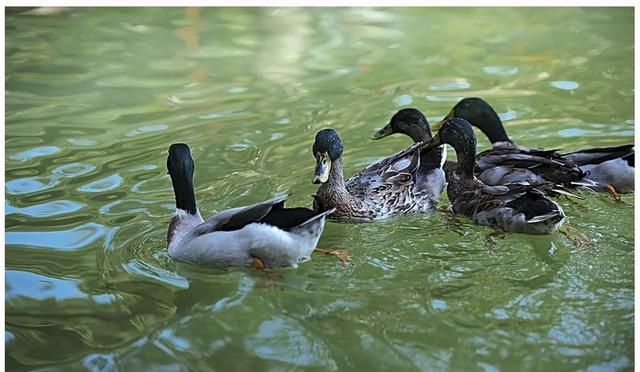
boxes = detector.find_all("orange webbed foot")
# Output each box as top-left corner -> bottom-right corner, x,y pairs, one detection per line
251,256 -> 266,270
604,184 -> 623,203
315,247 -> 350,267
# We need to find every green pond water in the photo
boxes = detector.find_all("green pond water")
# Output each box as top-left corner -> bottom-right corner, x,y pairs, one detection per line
5,7 -> 634,371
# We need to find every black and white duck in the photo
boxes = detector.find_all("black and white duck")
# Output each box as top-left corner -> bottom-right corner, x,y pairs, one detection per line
166,143 -> 335,269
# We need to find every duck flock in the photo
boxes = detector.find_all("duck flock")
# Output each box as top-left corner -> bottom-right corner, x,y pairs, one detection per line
165,97 -> 634,269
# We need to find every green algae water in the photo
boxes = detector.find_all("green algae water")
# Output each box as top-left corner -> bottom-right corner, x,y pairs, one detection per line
5,7 -> 634,370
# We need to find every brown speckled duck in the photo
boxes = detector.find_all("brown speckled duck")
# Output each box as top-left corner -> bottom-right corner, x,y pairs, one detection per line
311,128 -> 446,221
422,118 -> 566,235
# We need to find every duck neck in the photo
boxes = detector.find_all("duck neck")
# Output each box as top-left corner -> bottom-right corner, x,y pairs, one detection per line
167,209 -> 203,246
171,173 -> 197,215
480,115 -> 512,145
315,156 -> 362,216
420,144 -> 444,171
318,157 -> 351,200
454,146 -> 476,179
327,156 -> 347,190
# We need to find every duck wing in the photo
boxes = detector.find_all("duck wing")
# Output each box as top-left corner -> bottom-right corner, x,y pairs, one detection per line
452,186 -> 505,217
356,141 -> 423,176
476,148 -> 586,186
477,148 -> 564,169
350,142 -> 421,183
504,187 -> 563,222
190,195 -> 288,236
346,143 -> 421,196
454,181 -> 543,216
341,143 -> 423,215
561,144 -> 634,167
260,206 -> 324,230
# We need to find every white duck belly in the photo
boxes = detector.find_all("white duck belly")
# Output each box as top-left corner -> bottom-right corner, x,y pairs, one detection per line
169,222 -> 324,269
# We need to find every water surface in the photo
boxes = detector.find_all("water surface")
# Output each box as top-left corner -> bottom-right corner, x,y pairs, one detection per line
5,7 -> 634,370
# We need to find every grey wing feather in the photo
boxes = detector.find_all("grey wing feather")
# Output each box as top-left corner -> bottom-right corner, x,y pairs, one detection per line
346,143 -> 420,193
481,184 -> 510,195
358,141 -> 423,175
527,213 -> 561,223
561,144 -> 634,166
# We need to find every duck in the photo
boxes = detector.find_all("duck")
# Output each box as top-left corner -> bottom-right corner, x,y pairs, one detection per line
421,117 -> 566,235
373,107 -> 587,195
166,143 -> 336,269
446,97 -> 634,199
372,107 -> 458,177
311,128 -> 446,221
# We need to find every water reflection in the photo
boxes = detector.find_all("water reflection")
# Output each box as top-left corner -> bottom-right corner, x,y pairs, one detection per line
6,270 -> 116,304
6,222 -> 111,250
78,174 -> 123,193
6,199 -> 85,217
9,146 -> 60,161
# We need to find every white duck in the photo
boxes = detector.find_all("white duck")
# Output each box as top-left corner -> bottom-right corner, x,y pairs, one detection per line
166,143 -> 335,269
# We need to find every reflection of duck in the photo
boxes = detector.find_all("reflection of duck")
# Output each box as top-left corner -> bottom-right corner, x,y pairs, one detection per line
166,143 -> 334,269
422,118 -> 565,235
311,128 -> 445,221
446,98 -> 634,199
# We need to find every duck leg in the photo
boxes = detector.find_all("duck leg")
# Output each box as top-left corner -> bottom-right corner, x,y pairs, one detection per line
315,248 -> 350,267
559,224 -> 592,250
603,184 -> 623,203
485,228 -> 506,254
251,255 -> 267,270
438,206 -> 466,236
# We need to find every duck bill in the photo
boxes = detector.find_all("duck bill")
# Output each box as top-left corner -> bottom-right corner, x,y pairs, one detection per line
312,153 -> 331,184
371,123 -> 394,140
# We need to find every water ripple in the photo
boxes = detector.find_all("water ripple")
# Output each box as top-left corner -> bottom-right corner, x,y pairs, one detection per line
6,222 -> 111,250
6,177 -> 58,195
126,124 -> 169,137
10,146 -> 60,162
67,138 -> 98,146
3,7 -> 634,371
52,162 -> 96,178
429,81 -> 471,91
78,174 -> 123,193
245,316 -> 336,368
6,270 -> 116,303
6,200 -> 85,217
551,80 -> 579,90
393,94 -> 413,106
483,65 -> 519,76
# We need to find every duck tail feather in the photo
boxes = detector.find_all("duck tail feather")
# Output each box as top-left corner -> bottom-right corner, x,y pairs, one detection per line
298,208 -> 336,227
551,188 -> 583,199
527,212 -> 561,224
